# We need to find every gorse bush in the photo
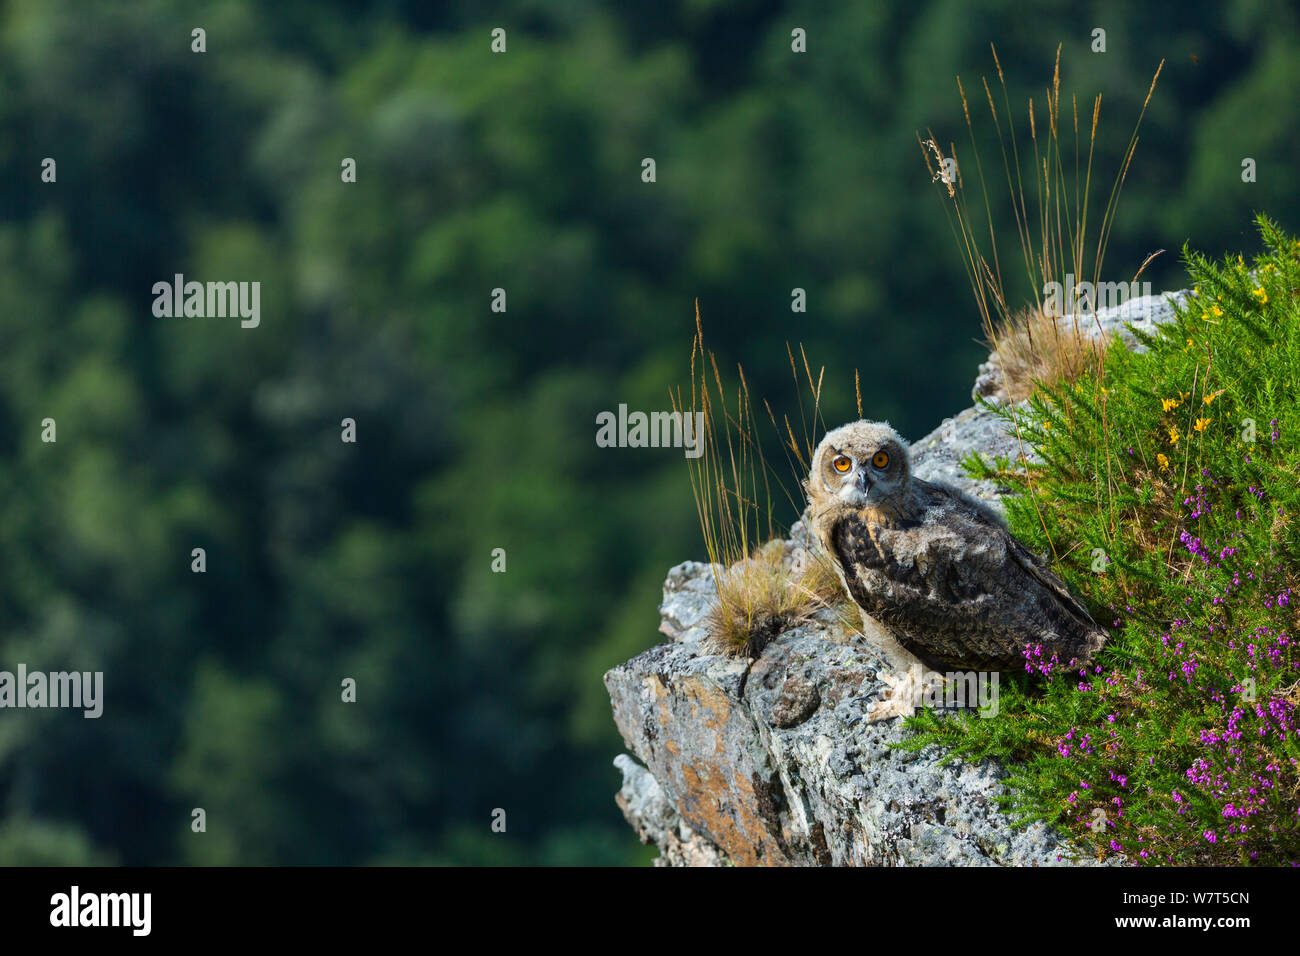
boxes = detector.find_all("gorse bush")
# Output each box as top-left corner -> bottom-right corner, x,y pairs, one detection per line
905,214 -> 1300,865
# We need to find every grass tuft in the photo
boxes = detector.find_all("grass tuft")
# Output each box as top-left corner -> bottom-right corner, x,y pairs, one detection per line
985,303 -> 1106,403
702,540 -> 847,658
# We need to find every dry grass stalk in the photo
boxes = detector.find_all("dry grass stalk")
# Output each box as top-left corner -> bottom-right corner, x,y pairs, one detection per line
673,302 -> 851,657
919,43 -> 1163,398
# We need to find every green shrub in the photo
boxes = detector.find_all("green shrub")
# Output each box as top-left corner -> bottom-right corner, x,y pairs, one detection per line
903,214 -> 1300,865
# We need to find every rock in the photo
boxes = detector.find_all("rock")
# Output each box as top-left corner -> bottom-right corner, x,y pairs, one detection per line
613,754 -> 730,866
606,290 -> 1187,865
1090,290 -> 1192,348
909,403 -> 1025,519
770,673 -> 820,728
607,558 -> 1089,866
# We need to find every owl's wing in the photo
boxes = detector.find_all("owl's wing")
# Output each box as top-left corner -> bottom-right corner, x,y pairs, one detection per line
948,486 -> 1106,651
827,509 -> 1016,670
1004,534 -> 1104,636
828,486 -> 1104,671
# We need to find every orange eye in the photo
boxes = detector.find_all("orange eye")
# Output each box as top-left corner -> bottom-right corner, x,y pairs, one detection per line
832,455 -> 852,473
872,450 -> 890,469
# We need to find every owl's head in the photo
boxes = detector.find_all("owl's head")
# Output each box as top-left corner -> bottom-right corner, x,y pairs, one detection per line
807,420 -> 912,513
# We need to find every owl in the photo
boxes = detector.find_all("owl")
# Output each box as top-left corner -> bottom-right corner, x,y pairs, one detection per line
805,420 -> 1107,719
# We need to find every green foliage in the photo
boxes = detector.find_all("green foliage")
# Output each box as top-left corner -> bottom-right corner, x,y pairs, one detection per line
905,215 -> 1300,864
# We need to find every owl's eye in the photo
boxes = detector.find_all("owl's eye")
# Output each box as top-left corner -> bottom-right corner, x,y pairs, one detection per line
872,450 -> 890,469
832,455 -> 852,473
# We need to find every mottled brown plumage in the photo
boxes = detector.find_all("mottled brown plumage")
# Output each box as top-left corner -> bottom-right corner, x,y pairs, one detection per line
806,421 -> 1106,685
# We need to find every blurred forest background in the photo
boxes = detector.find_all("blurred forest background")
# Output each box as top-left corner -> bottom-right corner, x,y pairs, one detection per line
0,0 -> 1297,865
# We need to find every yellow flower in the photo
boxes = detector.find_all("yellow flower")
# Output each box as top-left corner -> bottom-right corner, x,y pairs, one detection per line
1168,426 -> 1180,445
1194,418 -> 1210,432
1162,397 -> 1180,412
1212,305 -> 1224,317
1204,389 -> 1224,406
1254,287 -> 1268,303
1157,453 -> 1170,471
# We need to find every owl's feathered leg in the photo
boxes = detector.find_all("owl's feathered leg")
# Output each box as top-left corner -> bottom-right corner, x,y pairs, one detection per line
854,610 -> 929,722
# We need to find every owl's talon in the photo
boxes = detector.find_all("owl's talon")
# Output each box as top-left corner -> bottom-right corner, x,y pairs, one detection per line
866,668 -> 923,722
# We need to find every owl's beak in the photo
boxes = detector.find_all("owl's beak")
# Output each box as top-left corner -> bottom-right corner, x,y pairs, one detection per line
857,468 -> 872,492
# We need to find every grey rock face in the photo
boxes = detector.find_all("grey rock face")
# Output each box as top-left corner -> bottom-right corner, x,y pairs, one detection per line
607,290 -> 1186,866
607,556 -> 1091,866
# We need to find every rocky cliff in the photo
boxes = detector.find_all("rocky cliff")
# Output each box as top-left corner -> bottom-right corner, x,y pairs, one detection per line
605,291 -> 1189,866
